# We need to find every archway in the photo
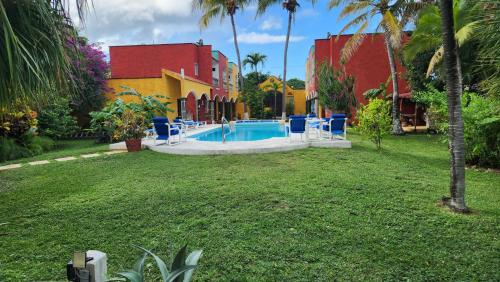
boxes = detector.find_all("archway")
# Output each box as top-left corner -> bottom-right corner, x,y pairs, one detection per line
263,90 -> 283,119
198,94 -> 209,122
186,92 -> 197,120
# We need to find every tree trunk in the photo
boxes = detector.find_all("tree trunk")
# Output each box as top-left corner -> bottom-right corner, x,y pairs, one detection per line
440,0 -> 468,212
230,14 -> 247,119
282,11 -> 293,120
383,34 -> 404,135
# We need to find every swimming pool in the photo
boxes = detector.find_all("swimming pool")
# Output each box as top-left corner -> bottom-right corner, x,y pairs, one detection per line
190,121 -> 287,142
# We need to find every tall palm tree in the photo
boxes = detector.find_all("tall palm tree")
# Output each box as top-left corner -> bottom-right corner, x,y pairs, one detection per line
243,52 -> 267,74
193,0 -> 251,119
439,0 -> 467,212
328,0 -> 425,135
0,0 -> 89,110
404,0 -> 477,80
257,0 -> 317,120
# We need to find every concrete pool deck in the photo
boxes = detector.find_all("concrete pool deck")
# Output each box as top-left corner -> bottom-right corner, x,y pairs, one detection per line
110,124 -> 352,155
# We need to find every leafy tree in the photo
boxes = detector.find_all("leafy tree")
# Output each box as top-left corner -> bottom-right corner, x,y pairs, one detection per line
403,0 -> 477,84
287,78 -> 305,89
243,52 -> 267,74
68,37 -> 110,127
317,62 -> 357,114
0,0 -> 88,110
257,0 -> 317,120
356,98 -> 392,150
328,0 -> 427,135
439,0 -> 467,212
193,0 -> 252,118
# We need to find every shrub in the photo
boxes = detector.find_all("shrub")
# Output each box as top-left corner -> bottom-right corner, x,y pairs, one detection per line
413,86 -> 500,167
90,87 -> 174,143
356,99 -> 392,149
461,94 -> 500,167
0,106 -> 37,139
317,61 -> 357,114
113,109 -> 148,141
37,97 -> 79,139
0,134 -> 54,162
111,244 -> 202,282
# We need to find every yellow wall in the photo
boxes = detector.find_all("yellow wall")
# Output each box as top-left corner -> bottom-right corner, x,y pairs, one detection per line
291,89 -> 306,115
106,69 -> 212,121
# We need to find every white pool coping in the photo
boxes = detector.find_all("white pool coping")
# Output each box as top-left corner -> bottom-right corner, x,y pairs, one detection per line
110,124 -> 352,155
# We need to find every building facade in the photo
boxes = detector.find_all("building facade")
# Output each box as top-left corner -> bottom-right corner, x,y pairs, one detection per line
305,33 -> 424,125
107,43 -> 239,122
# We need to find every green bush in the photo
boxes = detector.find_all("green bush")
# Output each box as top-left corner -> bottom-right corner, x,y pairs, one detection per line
90,86 -> 174,143
356,99 -> 392,149
0,134 -> 55,162
413,86 -> 500,167
462,94 -> 500,167
37,97 -> 79,139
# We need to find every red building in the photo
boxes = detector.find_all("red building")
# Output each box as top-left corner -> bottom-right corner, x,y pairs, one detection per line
108,42 -> 238,122
305,33 -> 424,125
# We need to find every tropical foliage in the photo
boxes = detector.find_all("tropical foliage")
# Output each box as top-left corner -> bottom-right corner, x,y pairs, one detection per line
472,0 -> 500,97
37,97 -> 79,140
90,87 -> 173,142
68,37 -> 109,126
413,87 -> 500,168
243,52 -> 267,73
287,78 -> 305,89
0,0 -> 88,110
356,98 -> 392,149
317,62 -> 356,114
111,244 -> 202,282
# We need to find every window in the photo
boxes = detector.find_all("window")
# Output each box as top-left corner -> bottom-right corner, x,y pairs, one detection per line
194,63 -> 199,76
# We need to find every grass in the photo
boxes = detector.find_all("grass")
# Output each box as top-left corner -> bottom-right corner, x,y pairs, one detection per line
1,139 -> 109,165
0,133 -> 498,281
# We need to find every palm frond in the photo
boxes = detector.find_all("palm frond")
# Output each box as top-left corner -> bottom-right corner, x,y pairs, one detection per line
382,10 -> 402,48
426,45 -> 443,77
336,11 -> 369,38
455,21 -> 477,47
340,21 -> 368,62
339,1 -> 371,19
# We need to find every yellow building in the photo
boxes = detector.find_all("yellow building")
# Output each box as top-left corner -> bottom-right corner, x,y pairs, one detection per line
107,69 -> 213,122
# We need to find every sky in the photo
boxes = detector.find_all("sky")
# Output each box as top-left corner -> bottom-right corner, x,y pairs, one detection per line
71,0 -> 382,80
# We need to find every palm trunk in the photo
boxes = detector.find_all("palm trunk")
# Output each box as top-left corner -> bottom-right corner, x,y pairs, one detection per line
440,0 -> 467,212
282,11 -> 293,120
230,14 -> 247,119
383,34 -> 404,135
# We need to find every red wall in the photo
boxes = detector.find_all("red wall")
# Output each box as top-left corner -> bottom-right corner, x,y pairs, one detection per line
212,51 -> 229,100
109,43 -> 213,85
314,34 -> 410,112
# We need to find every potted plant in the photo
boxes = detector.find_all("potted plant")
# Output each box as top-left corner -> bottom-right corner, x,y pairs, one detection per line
114,109 -> 147,152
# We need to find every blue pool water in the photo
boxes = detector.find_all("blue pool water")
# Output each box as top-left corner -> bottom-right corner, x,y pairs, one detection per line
191,121 -> 287,142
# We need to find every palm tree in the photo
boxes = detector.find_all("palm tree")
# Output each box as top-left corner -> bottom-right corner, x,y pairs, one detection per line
243,52 -> 267,74
404,0 -> 477,81
439,0 -> 467,212
328,0 -> 426,135
193,0 -> 251,119
257,0 -> 317,120
0,0 -> 89,110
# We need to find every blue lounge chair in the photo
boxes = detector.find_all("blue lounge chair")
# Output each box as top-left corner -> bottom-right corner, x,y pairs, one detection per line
322,114 -> 347,140
288,115 -> 307,141
152,117 -> 184,145
174,117 -> 206,129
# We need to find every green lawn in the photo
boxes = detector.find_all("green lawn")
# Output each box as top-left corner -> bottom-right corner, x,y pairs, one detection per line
0,133 -> 498,281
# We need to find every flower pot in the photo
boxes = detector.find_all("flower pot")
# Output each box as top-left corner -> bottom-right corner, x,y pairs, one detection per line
125,139 -> 142,152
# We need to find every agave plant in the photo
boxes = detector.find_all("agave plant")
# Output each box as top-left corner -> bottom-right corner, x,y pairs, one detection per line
111,245 -> 203,282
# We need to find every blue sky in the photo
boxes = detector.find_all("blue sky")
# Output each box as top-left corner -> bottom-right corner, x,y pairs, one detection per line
73,0 -> 382,80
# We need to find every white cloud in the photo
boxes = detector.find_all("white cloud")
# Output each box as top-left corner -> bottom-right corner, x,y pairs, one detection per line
70,0 -> 215,50
259,17 -> 282,30
235,32 -> 305,44
297,8 -> 319,18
